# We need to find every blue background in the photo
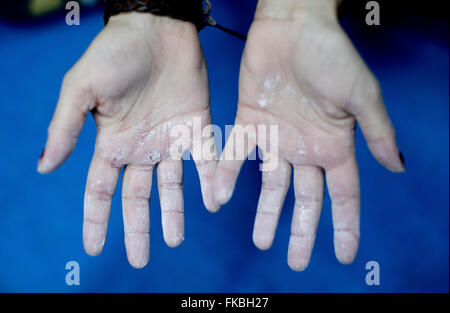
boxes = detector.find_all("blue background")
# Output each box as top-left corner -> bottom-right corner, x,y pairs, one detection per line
0,1 -> 448,292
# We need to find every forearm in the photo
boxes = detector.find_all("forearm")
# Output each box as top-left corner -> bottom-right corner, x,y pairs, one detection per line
255,0 -> 341,21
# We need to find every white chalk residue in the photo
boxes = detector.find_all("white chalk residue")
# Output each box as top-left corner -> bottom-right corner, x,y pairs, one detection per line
184,118 -> 193,127
258,74 -> 281,108
148,151 -> 160,163
138,138 -> 146,146
258,97 -> 269,108
111,148 -> 124,166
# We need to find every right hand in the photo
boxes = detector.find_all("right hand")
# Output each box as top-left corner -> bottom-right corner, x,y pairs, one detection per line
213,0 -> 404,271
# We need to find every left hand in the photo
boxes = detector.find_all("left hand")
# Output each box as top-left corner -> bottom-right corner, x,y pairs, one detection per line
213,0 -> 405,271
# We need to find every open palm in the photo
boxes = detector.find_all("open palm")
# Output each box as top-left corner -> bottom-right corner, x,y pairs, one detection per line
38,13 -> 217,268
214,12 -> 404,270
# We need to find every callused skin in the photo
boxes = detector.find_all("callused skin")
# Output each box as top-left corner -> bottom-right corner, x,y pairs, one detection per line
213,0 -> 405,271
38,13 -> 218,269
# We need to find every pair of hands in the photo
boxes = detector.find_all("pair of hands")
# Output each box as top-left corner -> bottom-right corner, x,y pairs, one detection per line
38,0 -> 404,270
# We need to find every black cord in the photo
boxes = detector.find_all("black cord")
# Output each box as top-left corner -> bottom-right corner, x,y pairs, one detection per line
203,0 -> 246,40
212,23 -> 247,41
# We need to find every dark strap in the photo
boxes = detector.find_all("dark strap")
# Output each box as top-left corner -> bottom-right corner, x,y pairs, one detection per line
104,0 -> 247,40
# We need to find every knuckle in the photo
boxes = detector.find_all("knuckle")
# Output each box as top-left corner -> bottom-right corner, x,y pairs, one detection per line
332,192 -> 358,206
295,197 -> 322,209
122,194 -> 149,202
125,229 -> 149,236
261,180 -> 287,191
83,217 -> 106,226
161,208 -> 184,214
123,183 -> 151,200
88,189 -> 114,202
290,230 -> 316,239
159,182 -> 183,190
334,226 -> 360,238
87,180 -> 115,201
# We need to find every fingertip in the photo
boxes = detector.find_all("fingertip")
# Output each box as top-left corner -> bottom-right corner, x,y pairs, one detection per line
287,235 -> 315,272
83,224 -> 106,256
36,149 -> 65,174
368,139 -> 405,173
205,203 -> 221,214
214,184 -> 233,205
253,234 -> 274,251
336,252 -> 357,265
83,231 -> 105,256
386,151 -> 406,173
129,260 -> 149,269
164,233 -> 185,248
252,216 -> 277,250
195,159 -> 221,213
288,258 -> 309,272
386,161 -> 405,173
37,158 -> 54,174
128,253 -> 149,269
84,243 -> 104,257
202,189 -> 221,213
124,232 -> 150,269
334,230 -> 359,265
38,124 -> 82,174
213,165 -> 240,205
37,148 -> 53,174
37,162 -> 47,174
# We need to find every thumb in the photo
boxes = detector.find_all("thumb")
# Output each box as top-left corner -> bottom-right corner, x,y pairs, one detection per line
38,72 -> 93,174
349,77 -> 405,173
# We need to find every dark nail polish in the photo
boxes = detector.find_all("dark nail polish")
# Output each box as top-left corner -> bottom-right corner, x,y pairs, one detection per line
399,152 -> 405,169
39,148 -> 45,161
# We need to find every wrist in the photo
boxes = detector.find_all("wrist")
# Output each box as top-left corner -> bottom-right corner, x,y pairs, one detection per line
107,11 -> 198,39
255,0 -> 340,22
105,12 -> 202,68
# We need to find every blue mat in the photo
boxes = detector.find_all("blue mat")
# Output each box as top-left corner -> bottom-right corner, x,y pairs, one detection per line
0,1 -> 448,292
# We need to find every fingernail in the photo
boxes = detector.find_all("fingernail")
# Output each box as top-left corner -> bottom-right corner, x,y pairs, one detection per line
39,148 -> 45,161
399,151 -> 406,170
37,148 -> 47,173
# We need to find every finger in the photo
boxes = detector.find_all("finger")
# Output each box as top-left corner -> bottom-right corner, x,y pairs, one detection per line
252,159 -> 291,250
325,158 -> 360,264
213,125 -> 257,205
190,123 -> 219,213
193,159 -> 218,213
83,152 -> 120,256
122,164 -> 153,269
349,78 -> 405,172
287,166 -> 324,271
157,159 -> 184,247
38,72 -> 93,174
